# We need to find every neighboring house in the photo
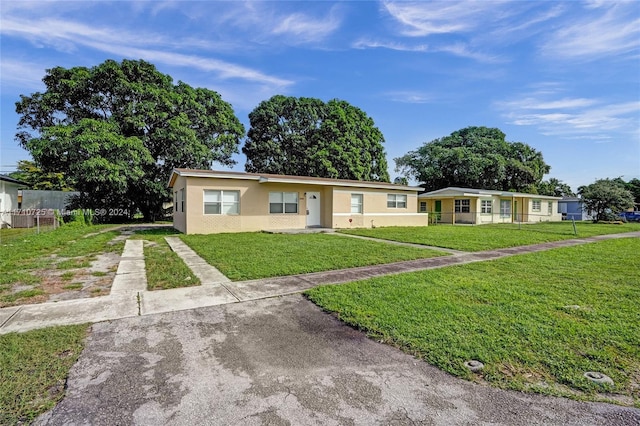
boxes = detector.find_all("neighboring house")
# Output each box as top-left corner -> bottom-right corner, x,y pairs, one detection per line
0,175 -> 29,228
558,197 -> 594,221
418,187 -> 562,224
168,169 -> 428,234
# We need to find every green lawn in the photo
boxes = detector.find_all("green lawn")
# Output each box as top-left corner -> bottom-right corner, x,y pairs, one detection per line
181,232 -> 446,281
0,224 -> 122,306
0,226 -> 57,244
0,324 -> 90,425
132,228 -> 200,290
339,222 -> 640,251
305,237 -> 640,406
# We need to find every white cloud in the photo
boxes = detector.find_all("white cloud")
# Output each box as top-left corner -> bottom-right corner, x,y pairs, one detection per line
85,42 -> 292,88
381,1 -> 505,37
541,3 -> 640,60
352,38 -> 501,63
376,1 -> 527,63
0,16 -> 292,88
352,39 -> 429,52
0,59 -> 47,91
489,4 -> 565,41
271,8 -> 342,43
0,16 -> 236,53
434,43 -> 504,63
501,97 -> 598,110
385,90 -> 434,104
211,2 -> 343,45
499,91 -> 640,138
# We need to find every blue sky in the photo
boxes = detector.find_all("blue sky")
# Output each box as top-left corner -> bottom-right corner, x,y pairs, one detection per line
1,0 -> 639,190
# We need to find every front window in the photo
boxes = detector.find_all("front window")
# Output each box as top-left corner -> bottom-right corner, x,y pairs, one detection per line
548,202 -> 553,215
270,192 -> 298,214
500,200 -> 511,217
419,201 -> 427,212
532,200 -> 541,212
480,200 -> 492,214
387,194 -> 407,208
455,199 -> 470,213
204,190 -> 239,215
351,194 -> 363,213
180,188 -> 184,213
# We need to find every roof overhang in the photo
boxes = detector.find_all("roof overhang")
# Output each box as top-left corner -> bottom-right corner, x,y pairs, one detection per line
0,175 -> 30,187
168,169 -> 420,192
418,187 -> 561,200
256,175 -> 418,191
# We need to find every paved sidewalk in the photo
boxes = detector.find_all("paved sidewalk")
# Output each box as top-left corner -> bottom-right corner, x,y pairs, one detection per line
1,231 -> 638,334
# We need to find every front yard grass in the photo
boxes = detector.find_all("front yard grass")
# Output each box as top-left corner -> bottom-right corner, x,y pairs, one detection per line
305,237 -> 640,406
340,222 -> 640,251
132,228 -> 200,290
0,324 -> 90,425
181,232 -> 446,281
0,224 -> 123,306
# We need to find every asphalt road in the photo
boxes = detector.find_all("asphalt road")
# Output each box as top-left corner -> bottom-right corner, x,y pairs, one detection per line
37,295 -> 640,425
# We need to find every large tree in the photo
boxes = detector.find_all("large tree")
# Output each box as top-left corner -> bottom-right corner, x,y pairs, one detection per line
536,178 -> 575,197
9,160 -> 74,191
627,178 -> 640,206
578,178 -> 634,221
612,177 -> 640,207
16,59 -> 244,221
243,95 -> 389,181
394,126 -> 550,192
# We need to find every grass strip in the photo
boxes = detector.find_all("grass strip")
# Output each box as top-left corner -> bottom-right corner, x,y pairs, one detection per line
0,324 -> 89,425
305,237 -> 640,406
340,222 -> 640,251
181,232 -> 446,281
132,228 -> 200,290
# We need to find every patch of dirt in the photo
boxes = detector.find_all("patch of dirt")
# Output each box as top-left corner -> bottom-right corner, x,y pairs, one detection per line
0,234 -> 126,307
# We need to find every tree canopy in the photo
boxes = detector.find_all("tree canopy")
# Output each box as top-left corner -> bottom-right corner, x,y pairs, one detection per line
243,95 -> 389,182
578,178 -> 634,221
16,59 -> 244,221
536,178 -> 575,197
612,177 -> 640,207
9,160 -> 74,191
394,126 -> 550,192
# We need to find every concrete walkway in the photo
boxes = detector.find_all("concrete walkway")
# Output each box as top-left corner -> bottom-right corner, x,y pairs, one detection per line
110,239 -> 147,295
1,231 -> 638,334
164,237 -> 230,284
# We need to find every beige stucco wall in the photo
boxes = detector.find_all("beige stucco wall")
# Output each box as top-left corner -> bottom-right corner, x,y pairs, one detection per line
173,176 -> 428,234
331,188 -> 428,229
181,177 -> 311,234
419,195 -> 562,225
523,198 -> 562,222
171,176 -> 187,233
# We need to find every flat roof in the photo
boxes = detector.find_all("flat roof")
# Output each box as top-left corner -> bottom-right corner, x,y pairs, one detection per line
168,169 -> 421,192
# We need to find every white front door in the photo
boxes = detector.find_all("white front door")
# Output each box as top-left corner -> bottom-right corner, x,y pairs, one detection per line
306,192 -> 321,227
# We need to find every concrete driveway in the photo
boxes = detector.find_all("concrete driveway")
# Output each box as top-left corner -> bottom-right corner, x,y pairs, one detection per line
37,295 -> 640,426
